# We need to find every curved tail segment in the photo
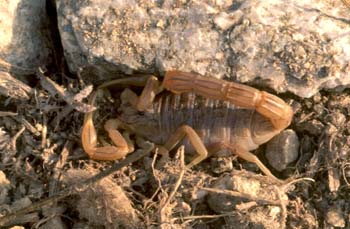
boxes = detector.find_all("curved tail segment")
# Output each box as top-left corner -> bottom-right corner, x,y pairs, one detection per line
163,70 -> 293,131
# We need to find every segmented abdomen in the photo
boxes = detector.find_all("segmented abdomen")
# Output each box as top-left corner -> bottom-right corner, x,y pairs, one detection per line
151,92 -> 255,146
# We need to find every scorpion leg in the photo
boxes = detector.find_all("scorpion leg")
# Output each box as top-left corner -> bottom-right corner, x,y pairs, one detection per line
207,142 -> 279,181
100,75 -> 163,111
224,143 -> 280,181
158,125 -> 208,168
82,75 -> 163,160
82,106 -> 134,160
158,130 -> 277,180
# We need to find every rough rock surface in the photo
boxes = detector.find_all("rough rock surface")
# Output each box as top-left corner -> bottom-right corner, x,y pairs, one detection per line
207,170 -> 288,213
56,0 -> 230,81
56,0 -> 350,97
207,170 -> 288,228
0,0 -> 53,75
64,168 -> 141,228
229,0 -> 350,97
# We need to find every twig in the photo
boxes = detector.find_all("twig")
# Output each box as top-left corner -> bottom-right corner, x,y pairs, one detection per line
161,146 -> 185,209
3,126 -> 26,163
10,126 -> 26,149
37,68 -> 95,113
236,201 -> 258,211
41,115 -> 47,148
0,143 -> 154,226
0,71 -> 32,100
15,116 -> 41,137
151,148 -> 164,194
142,148 -> 161,209
52,105 -> 74,131
0,111 -> 17,117
281,177 -> 315,191
274,186 -> 288,228
0,58 -> 34,75
200,187 -> 286,206
174,212 -> 235,220
341,162 -> 350,186
159,146 -> 186,228
49,140 -> 72,196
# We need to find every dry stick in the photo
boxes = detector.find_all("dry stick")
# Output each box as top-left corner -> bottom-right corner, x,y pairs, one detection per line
38,68 -> 95,113
0,111 -> 17,117
200,187 -> 287,206
41,115 -> 48,148
10,126 -> 26,149
0,145 -> 154,226
161,146 -> 186,209
275,186 -> 288,228
142,151 -> 161,211
15,116 -> 41,137
341,163 -> 350,186
175,212 -> 235,220
49,140 -> 72,196
159,146 -> 186,228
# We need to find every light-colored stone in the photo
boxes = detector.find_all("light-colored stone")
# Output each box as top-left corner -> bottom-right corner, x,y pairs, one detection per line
0,0 -> 53,75
64,168 -> 141,228
207,170 -> 288,212
56,0 -> 229,80
57,0 -> 349,97
326,204 -> 345,228
207,170 -> 288,228
229,0 -> 350,98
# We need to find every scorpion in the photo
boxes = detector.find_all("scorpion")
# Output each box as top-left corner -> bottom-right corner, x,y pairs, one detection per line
82,71 -> 293,181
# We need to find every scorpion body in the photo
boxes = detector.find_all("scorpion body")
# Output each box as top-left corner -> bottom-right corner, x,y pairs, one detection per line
82,71 -> 293,180
119,91 -> 276,154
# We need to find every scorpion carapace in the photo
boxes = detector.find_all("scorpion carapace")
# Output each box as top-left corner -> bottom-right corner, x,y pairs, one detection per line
82,71 -> 293,181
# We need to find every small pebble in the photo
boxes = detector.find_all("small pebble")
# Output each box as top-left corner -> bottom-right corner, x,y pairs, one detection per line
312,93 -> 322,103
325,123 -> 337,135
313,104 -> 325,116
265,129 -> 299,172
214,11 -> 242,30
326,205 -> 345,228
207,170 -> 288,229
326,111 -> 346,128
210,157 -> 233,174
300,119 -> 324,136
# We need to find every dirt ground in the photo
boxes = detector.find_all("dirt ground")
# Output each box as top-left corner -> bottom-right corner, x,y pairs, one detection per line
1,64 -> 350,228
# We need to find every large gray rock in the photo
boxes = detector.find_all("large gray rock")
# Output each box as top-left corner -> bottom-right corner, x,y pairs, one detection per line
57,0 -> 350,97
229,0 -> 350,98
56,0 -> 230,79
0,0 -> 53,75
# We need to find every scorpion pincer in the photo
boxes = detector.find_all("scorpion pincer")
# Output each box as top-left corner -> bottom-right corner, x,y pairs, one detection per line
82,71 -> 293,181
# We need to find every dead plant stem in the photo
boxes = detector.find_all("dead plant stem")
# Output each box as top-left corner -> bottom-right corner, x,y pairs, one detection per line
0,144 -> 154,226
